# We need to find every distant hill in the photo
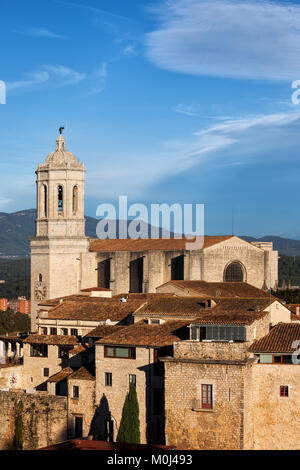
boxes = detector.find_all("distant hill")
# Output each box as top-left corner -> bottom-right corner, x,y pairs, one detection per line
0,209 -> 100,258
241,235 -> 300,257
0,209 -> 161,258
1,209 -> 300,258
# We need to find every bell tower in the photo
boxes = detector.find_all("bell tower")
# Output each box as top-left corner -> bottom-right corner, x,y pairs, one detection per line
30,129 -> 89,331
36,129 -> 85,238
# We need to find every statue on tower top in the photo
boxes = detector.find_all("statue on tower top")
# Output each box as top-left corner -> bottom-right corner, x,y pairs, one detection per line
59,126 -> 64,135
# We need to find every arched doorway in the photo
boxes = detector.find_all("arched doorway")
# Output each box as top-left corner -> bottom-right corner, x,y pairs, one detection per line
224,261 -> 245,282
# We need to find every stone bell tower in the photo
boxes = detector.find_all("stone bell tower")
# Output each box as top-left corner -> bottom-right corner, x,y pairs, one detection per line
30,129 -> 89,331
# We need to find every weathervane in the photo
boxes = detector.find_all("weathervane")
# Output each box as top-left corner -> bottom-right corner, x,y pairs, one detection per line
59,126 -> 65,135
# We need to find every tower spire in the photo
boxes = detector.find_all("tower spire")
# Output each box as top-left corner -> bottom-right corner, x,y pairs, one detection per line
56,127 -> 66,151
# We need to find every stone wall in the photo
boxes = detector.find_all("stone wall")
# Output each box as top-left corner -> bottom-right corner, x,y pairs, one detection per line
247,364 -> 300,450
0,390 -> 67,450
173,340 -> 251,361
67,377 -> 96,439
163,358 -> 249,450
22,343 -> 62,390
95,344 -> 164,444
202,237 -> 266,288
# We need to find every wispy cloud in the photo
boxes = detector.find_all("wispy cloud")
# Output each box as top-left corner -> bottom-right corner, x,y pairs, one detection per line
54,0 -> 132,24
87,112 -> 300,198
172,103 -> 197,116
197,113 -> 300,136
145,0 -> 300,81
42,65 -> 85,85
7,71 -> 49,92
6,65 -> 85,92
123,44 -> 137,56
13,27 -> 66,39
88,63 -> 107,95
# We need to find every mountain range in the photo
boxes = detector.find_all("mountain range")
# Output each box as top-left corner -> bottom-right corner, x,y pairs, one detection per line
0,209 -> 300,258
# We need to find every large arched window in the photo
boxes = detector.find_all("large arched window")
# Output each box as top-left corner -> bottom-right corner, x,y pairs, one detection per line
58,185 -> 63,212
72,185 -> 78,214
224,261 -> 245,282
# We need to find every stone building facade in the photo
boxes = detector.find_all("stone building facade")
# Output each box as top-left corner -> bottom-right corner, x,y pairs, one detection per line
0,287 -> 299,449
2,129 -> 295,450
30,132 -> 278,332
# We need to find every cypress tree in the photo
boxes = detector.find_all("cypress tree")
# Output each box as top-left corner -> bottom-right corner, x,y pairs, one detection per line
117,383 -> 140,443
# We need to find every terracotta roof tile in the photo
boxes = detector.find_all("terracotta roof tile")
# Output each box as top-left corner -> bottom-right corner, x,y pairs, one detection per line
134,296 -> 272,324
69,343 -> 88,355
68,364 -> 95,381
112,293 -> 176,300
89,236 -> 233,252
46,299 -> 145,322
157,280 -> 272,299
286,305 -> 300,321
0,335 -> 25,343
85,325 -> 125,338
291,313 -> 300,322
135,297 -> 210,318
96,320 -> 189,347
39,295 -> 114,307
23,334 -> 79,346
249,323 -> 300,353
193,298 -> 272,325
48,367 -> 74,383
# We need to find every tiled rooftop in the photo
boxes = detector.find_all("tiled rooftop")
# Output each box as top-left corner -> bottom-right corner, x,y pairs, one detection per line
135,297 -> 212,317
193,298 -> 272,325
134,296 -> 272,324
249,322 -> 300,353
23,334 -> 79,346
85,325 -> 125,338
95,320 -> 189,347
68,364 -> 95,381
286,304 -> 300,321
39,294 -> 115,307
89,236 -> 233,252
48,367 -> 74,383
46,299 -> 145,322
157,280 -> 272,299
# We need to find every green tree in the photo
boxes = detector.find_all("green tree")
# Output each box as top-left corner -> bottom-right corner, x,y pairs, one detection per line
0,309 -> 30,335
116,383 -> 140,444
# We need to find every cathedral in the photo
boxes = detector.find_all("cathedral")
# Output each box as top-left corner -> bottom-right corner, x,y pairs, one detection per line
2,131 -> 298,451
30,131 -> 278,331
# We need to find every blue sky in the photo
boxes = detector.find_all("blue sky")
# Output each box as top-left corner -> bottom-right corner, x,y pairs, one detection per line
1,0 -> 300,238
